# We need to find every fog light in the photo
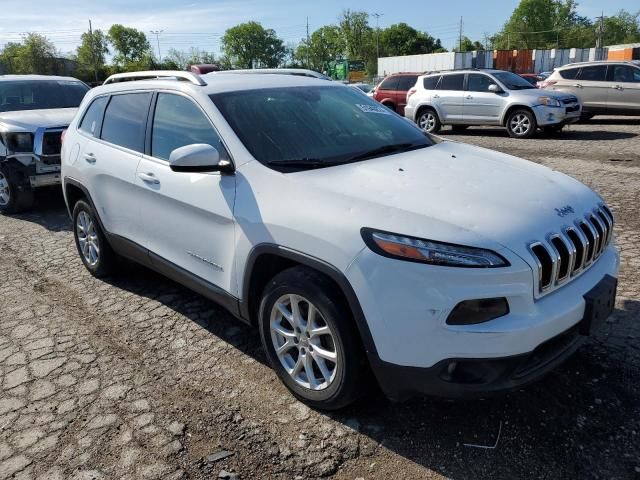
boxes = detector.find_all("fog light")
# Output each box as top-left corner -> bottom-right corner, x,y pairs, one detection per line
446,298 -> 509,325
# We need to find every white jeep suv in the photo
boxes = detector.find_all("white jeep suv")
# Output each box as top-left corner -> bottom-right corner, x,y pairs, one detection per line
62,71 -> 619,409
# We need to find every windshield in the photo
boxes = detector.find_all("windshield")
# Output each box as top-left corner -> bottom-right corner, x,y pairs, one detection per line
492,71 -> 537,90
210,86 -> 433,171
0,80 -> 89,113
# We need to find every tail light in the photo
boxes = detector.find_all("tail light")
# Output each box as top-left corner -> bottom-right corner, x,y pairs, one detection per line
61,129 -> 67,144
407,88 -> 417,101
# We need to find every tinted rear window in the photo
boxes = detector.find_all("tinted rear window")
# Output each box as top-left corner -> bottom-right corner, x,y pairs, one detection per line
396,75 -> 418,91
577,66 -> 607,81
79,96 -> 108,137
100,93 -> 151,152
378,76 -> 400,90
559,67 -> 580,79
423,76 -> 439,90
438,74 -> 464,91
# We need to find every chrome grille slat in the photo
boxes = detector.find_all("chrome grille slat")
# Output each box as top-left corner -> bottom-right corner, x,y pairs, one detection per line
528,204 -> 614,295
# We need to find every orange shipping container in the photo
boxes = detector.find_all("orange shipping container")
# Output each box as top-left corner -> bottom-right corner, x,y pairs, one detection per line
608,48 -> 634,61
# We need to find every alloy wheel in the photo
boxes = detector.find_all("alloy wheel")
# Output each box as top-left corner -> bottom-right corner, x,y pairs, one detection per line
510,113 -> 531,136
76,211 -> 100,267
0,172 -> 10,206
418,112 -> 436,132
270,294 -> 338,391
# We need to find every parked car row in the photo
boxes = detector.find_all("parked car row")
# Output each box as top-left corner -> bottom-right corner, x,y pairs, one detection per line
370,60 -> 640,138
0,69 -> 621,411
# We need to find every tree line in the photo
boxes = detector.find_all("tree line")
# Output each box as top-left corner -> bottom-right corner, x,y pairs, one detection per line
0,1 -> 638,81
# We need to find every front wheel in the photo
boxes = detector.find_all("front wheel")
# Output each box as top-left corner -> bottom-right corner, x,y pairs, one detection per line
0,166 -> 34,214
506,109 -> 537,139
417,109 -> 441,134
258,266 -> 366,410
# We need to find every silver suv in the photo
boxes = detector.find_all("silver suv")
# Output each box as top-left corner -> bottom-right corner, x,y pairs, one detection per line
405,69 -> 581,138
541,61 -> 640,120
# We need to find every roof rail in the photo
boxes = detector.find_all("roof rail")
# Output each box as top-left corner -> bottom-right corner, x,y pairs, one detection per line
103,70 -> 207,86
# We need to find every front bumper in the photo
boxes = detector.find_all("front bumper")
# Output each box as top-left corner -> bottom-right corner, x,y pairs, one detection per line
346,243 -> 619,400
533,103 -> 582,126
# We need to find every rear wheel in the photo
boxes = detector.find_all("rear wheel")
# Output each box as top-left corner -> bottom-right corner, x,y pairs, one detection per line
0,166 -> 34,214
72,200 -> 117,277
417,108 -> 441,134
506,109 -> 536,139
258,266 -> 365,410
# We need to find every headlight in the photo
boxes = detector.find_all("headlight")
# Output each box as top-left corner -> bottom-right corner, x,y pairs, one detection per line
361,229 -> 509,268
3,132 -> 34,153
538,96 -> 562,107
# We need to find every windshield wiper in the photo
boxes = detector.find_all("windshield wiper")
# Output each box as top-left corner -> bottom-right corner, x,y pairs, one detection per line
348,142 -> 428,162
266,158 -> 331,169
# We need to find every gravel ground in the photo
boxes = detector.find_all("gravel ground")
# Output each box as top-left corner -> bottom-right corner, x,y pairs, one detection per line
1,117 -> 639,480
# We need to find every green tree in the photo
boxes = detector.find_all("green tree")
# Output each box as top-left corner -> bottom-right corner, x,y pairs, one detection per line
379,23 -> 444,56
222,21 -> 286,69
339,10 -> 373,59
76,29 -> 110,81
0,34 -> 57,74
603,10 -> 640,45
295,25 -> 345,71
453,36 -> 485,52
165,48 -> 217,70
108,24 -> 151,66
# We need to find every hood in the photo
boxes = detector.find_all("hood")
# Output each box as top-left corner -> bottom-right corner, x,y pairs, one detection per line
0,108 -> 78,132
511,87 -> 574,101
290,141 -> 601,261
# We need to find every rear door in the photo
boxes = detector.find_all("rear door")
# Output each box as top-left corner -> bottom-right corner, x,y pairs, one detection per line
463,73 -> 504,124
433,73 -> 465,122
81,92 -> 152,241
573,65 -> 609,112
606,64 -> 640,114
375,76 -> 400,111
134,92 -> 237,294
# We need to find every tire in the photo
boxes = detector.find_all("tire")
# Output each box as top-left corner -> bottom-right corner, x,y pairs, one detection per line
72,200 -> 117,277
542,124 -> 564,135
258,266 -> 366,410
0,166 -> 34,214
382,102 -> 396,112
506,109 -> 537,139
451,125 -> 469,132
416,108 -> 441,134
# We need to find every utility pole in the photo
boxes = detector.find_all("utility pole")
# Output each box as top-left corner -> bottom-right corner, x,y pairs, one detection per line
595,11 -> 605,51
149,30 -> 163,63
458,16 -> 463,52
88,19 -> 98,84
372,13 -> 383,60
306,17 -> 310,69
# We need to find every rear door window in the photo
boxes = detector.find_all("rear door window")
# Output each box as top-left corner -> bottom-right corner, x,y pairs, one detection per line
396,75 -> 418,91
438,74 -> 465,91
378,76 -> 400,91
423,76 -> 439,90
559,68 -> 580,80
577,66 -> 607,81
100,93 -> 152,152
78,96 -> 108,137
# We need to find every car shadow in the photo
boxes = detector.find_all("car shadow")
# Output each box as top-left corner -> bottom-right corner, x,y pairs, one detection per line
25,205 -> 639,479
587,117 -> 640,126
444,127 -> 637,141
7,188 -> 72,232
100,254 -> 640,479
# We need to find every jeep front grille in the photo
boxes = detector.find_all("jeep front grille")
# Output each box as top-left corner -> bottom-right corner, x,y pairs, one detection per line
529,204 -> 614,293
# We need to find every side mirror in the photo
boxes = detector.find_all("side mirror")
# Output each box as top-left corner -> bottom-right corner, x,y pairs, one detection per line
169,144 -> 234,174
488,84 -> 504,94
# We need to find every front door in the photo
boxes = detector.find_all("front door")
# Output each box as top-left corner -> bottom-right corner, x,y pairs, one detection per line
606,64 -> 640,113
463,73 -> 504,124
133,92 -> 237,295
574,65 -> 609,112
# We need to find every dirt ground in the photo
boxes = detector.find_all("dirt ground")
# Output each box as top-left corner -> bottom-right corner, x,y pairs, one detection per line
1,117 -> 639,480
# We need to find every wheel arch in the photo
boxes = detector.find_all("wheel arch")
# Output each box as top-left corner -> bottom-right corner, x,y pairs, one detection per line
241,244 -> 380,361
415,103 -> 441,123
501,104 -> 535,126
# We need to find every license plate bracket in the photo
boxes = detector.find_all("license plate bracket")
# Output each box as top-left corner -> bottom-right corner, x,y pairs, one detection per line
581,275 -> 617,335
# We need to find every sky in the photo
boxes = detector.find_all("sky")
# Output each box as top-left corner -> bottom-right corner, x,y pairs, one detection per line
0,0 -> 634,57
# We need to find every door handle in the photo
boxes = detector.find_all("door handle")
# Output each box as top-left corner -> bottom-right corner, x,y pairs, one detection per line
137,172 -> 160,185
573,83 -> 583,88
433,94 -> 440,99
466,95 -> 473,99
611,85 -> 623,90
84,153 -> 96,164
